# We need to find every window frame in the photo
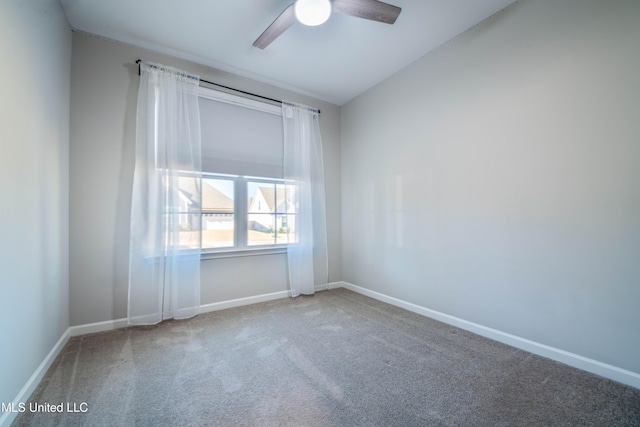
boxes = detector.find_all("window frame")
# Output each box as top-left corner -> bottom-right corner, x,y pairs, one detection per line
201,173 -> 293,259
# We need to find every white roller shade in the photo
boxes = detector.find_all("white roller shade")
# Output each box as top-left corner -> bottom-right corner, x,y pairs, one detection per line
199,94 -> 284,178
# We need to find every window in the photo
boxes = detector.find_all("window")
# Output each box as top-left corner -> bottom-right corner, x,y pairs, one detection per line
199,174 -> 297,252
197,87 -> 290,255
201,176 -> 235,249
247,179 -> 297,246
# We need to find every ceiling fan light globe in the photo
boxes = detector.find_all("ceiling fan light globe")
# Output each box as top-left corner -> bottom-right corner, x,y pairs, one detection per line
294,0 -> 332,26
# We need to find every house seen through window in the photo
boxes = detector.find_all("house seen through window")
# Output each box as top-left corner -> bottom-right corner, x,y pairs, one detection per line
247,180 -> 296,246
201,177 -> 235,248
176,174 -> 297,251
187,175 -> 297,250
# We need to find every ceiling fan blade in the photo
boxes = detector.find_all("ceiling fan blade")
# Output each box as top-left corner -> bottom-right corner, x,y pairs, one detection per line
332,0 -> 401,24
253,3 -> 296,49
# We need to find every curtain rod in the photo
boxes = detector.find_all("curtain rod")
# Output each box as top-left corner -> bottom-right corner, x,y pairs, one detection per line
135,59 -> 320,114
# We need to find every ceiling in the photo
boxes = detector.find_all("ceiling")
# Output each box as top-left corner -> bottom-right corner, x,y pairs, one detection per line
59,0 -> 517,105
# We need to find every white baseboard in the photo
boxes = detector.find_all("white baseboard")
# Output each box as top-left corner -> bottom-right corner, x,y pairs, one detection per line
339,281 -> 640,390
69,284 -> 344,336
200,290 -> 290,313
316,281 -> 343,292
0,329 -> 71,427
69,318 -> 129,337
69,290 -> 295,336
199,282 -> 344,313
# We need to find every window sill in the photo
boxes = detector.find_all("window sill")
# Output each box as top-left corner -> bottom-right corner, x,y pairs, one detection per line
201,246 -> 287,260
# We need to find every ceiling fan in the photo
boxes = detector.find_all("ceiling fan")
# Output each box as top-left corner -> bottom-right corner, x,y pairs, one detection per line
253,0 -> 402,49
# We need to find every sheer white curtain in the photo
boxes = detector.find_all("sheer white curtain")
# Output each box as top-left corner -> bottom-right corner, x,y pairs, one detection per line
282,101 -> 329,296
128,62 -> 202,325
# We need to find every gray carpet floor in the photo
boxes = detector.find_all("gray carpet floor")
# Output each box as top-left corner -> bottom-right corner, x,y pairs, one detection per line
13,288 -> 640,426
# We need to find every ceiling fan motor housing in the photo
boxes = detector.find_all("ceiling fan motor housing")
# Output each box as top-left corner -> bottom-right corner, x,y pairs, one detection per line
294,0 -> 333,26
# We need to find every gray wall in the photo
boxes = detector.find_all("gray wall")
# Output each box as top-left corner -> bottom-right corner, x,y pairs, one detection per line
0,0 -> 71,406
341,0 -> 640,374
69,33 -> 342,326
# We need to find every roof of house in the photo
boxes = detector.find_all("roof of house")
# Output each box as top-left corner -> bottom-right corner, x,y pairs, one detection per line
179,177 -> 233,213
254,186 -> 294,213
203,181 -> 233,213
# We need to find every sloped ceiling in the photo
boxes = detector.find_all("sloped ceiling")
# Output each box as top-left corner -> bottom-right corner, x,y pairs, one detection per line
60,0 -> 517,105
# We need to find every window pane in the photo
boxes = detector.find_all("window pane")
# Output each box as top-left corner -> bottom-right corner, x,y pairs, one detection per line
275,184 -> 286,213
202,178 -> 234,248
170,212 -> 202,250
169,175 -> 201,249
248,181 -> 276,246
246,180 -> 297,246
248,182 -> 276,214
275,183 -> 297,213
274,214 -> 290,245
275,185 -> 297,244
248,214 -> 275,246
